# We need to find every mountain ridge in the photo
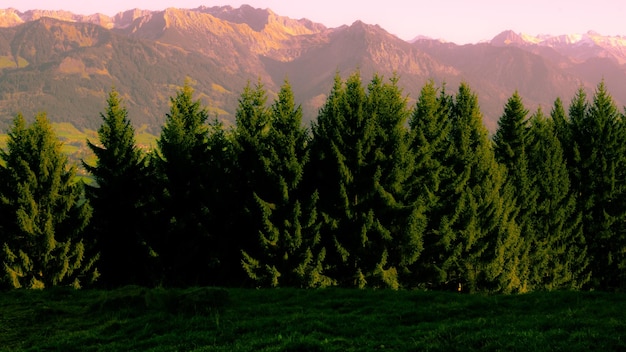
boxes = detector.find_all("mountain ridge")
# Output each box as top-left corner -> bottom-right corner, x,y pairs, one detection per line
0,6 -> 624,133
491,29 -> 626,65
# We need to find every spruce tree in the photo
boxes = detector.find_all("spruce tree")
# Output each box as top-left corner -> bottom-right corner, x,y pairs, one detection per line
202,119 -> 239,285
365,74 -> 426,287
493,91 -> 531,165
492,92 -> 535,291
240,80 -> 331,287
407,81 -> 456,289
550,97 -> 572,159
153,80 -> 212,286
568,82 -> 626,289
231,79 -> 273,285
410,82 -> 522,293
0,113 -> 98,289
83,88 -> 155,287
527,109 -> 589,289
563,87 -> 588,188
310,72 -> 423,288
408,80 -> 454,206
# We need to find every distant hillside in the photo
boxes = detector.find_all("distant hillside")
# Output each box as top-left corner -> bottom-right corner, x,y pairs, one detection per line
0,15 -> 246,133
0,6 -> 625,133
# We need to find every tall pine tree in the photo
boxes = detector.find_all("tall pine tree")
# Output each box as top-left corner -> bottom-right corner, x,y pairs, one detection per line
202,118 -> 239,285
152,80 -> 212,286
492,91 -> 535,291
83,88 -> 155,287
0,113 -> 98,289
410,82 -> 522,293
240,80 -> 330,288
407,81 -> 457,289
550,97 -> 572,160
310,72 -> 423,288
231,79 -> 273,285
567,82 -> 626,290
366,74 -> 426,287
527,108 -> 589,289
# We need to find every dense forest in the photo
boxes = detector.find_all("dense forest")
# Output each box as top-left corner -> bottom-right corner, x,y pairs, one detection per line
1,72 -> 624,293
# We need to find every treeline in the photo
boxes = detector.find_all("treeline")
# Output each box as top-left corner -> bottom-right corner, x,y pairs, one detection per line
1,72 -> 625,292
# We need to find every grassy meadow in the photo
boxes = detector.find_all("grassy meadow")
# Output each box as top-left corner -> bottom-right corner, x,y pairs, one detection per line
0,123 -> 158,177
1,286 -> 625,351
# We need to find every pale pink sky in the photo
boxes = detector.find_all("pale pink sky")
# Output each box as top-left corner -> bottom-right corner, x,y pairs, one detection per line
3,0 -> 625,44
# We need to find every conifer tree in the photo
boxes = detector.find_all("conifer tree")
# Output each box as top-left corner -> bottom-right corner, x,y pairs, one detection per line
0,113 -> 98,288
550,97 -> 572,158
527,109 -> 589,289
407,81 -> 456,288
231,79 -> 273,284
410,82 -> 522,293
568,82 -> 626,289
492,92 -> 535,290
153,79 -> 212,286
240,80 -> 331,287
364,74 -> 426,287
493,91 -> 531,164
563,87 -> 588,187
202,118 -> 239,285
408,80 -> 454,205
83,88 -> 155,287
310,72 -> 423,288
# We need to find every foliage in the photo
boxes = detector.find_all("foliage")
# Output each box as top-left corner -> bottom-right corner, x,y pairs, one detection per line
82,88 -> 156,287
409,82 -> 522,293
200,118 -> 239,285
2,73 -> 626,292
493,93 -> 591,291
407,80 -> 455,289
310,72 -> 424,288
492,92 -> 535,291
565,82 -> 626,290
240,80 -> 331,288
230,79 -> 274,285
0,113 -> 98,289
527,108 -> 589,289
151,79 -> 213,286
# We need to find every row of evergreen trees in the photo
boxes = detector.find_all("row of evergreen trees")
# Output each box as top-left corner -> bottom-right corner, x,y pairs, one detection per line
1,72 -> 624,292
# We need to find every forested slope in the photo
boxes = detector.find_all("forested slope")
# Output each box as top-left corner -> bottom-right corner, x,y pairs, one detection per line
1,73 -> 624,292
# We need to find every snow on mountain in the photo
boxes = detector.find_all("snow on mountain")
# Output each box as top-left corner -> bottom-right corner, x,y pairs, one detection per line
493,30 -> 626,48
537,34 -> 584,46
492,30 -> 626,64
408,34 -> 447,43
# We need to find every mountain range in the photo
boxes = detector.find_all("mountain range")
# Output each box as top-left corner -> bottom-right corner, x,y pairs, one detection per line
1,5 -> 625,133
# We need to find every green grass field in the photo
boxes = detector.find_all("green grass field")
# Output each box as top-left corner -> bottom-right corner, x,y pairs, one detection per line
0,123 -> 158,176
1,286 -> 624,351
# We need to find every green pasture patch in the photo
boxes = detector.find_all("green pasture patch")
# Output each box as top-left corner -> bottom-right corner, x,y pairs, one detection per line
136,132 -> 158,150
1,287 -> 625,351
0,56 -> 29,69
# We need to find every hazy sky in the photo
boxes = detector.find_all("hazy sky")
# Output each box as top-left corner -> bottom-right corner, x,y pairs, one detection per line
3,0 -> 625,44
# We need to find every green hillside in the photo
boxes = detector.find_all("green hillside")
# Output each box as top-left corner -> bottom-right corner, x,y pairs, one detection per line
0,123 -> 157,175
1,287 -> 624,351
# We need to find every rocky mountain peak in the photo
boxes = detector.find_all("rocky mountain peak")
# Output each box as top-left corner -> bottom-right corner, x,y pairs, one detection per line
490,30 -> 528,47
0,8 -> 115,28
113,9 -> 154,29
0,8 -> 21,26
196,4 -> 271,32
